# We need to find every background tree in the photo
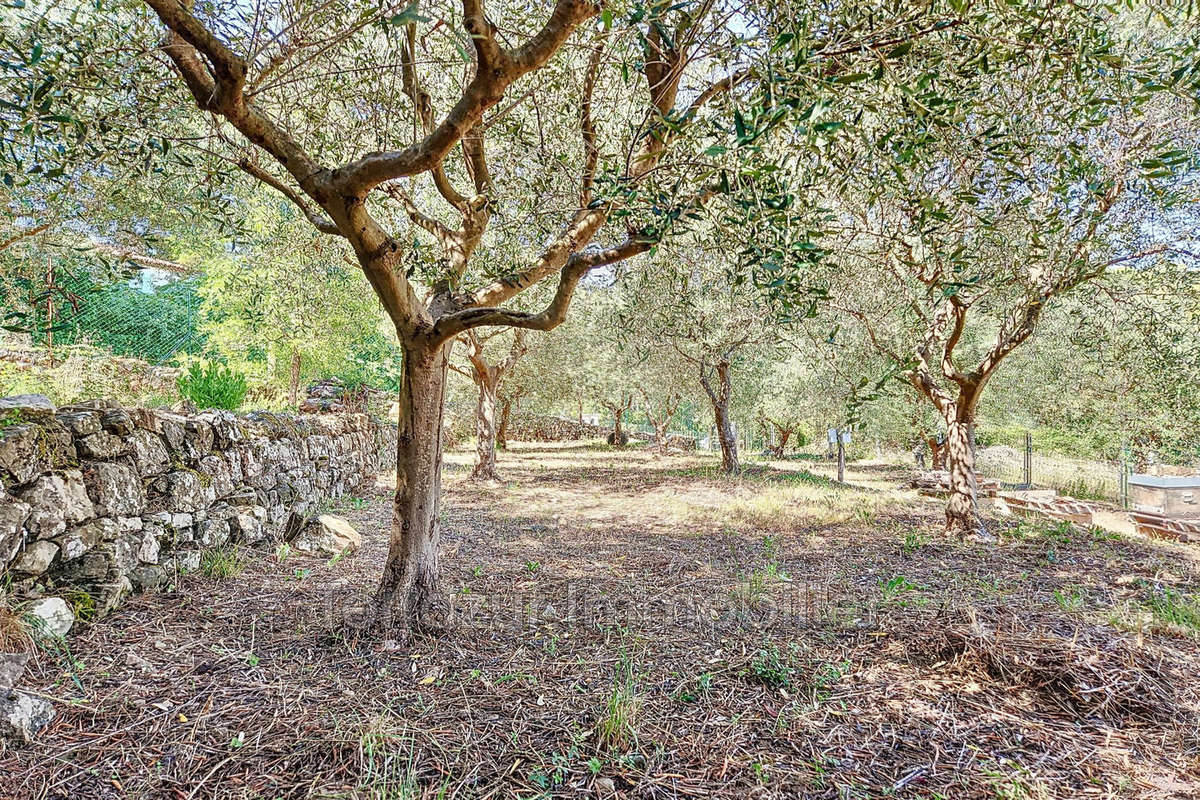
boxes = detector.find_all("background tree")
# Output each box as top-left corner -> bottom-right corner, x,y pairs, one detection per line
449,329 -> 526,479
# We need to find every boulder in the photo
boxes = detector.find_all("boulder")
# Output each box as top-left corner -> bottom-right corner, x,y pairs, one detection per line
56,518 -> 118,561
0,689 -> 55,744
10,540 -> 58,576
83,462 -> 145,516
0,494 -> 31,566
129,430 -> 170,476
23,597 -> 74,638
0,394 -> 55,419
130,564 -> 168,592
55,410 -> 101,437
19,470 -> 95,538
291,514 -> 361,557
76,430 -> 129,460
0,424 -> 50,486
0,652 -> 30,690
151,470 -> 211,513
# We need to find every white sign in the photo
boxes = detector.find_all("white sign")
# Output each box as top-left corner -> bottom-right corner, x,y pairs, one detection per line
828,428 -> 838,444
840,430 -> 852,444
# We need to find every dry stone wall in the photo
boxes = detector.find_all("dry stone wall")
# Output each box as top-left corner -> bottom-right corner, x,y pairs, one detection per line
0,394 -> 395,619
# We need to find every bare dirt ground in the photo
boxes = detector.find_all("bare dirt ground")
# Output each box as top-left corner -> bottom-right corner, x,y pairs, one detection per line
4,442 -> 1200,799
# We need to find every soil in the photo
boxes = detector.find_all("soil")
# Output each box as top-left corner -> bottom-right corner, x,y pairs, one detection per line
3,442 -> 1199,799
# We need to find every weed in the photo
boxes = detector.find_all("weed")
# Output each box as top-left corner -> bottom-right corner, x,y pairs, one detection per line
471,565 -> 484,577
358,718 -> 418,799
200,546 -> 248,578
597,673 -> 641,751
674,670 -> 715,703
732,569 -> 769,611
524,560 -> 541,574
751,760 -> 770,784
761,534 -> 781,561
746,641 -> 799,689
63,589 -> 97,624
275,542 -> 291,563
901,529 -> 925,555
808,658 -> 850,704
1141,581 -> 1200,634
879,574 -> 921,605
1053,585 -> 1085,613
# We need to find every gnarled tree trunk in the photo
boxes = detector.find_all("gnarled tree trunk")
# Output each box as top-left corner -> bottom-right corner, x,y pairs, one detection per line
373,342 -> 450,634
942,392 -> 990,540
701,359 -> 739,474
497,396 -> 514,450
472,373 -> 500,480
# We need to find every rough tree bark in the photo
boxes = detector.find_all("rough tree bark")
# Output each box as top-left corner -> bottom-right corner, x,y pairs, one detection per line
373,341 -> 451,632
763,417 -> 796,457
602,393 -> 633,446
496,392 -> 521,450
454,330 -> 527,481
288,351 -> 302,408
700,359 -> 739,473
640,389 -> 681,455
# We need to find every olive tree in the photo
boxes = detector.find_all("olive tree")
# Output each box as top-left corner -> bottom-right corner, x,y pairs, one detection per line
114,0 -> 1154,633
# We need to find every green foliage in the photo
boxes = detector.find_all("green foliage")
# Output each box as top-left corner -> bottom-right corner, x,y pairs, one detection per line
597,664 -> 641,751
746,641 -> 800,689
177,362 -> 248,411
199,545 -> 248,578
38,274 -> 204,364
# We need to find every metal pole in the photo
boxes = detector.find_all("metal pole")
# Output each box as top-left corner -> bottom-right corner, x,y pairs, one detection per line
1023,430 -> 1032,488
837,433 -> 845,483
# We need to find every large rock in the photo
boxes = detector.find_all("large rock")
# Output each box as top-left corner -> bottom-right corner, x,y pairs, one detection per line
76,430 -> 129,460
56,517 -> 118,561
291,514 -> 362,557
10,540 -> 58,576
19,470 -> 95,538
0,493 -> 31,566
151,470 -> 213,513
129,430 -> 170,476
0,652 -> 30,690
0,689 -> 55,744
0,424 -> 51,486
55,410 -> 102,437
23,597 -> 74,638
0,394 -> 54,419
83,462 -> 145,516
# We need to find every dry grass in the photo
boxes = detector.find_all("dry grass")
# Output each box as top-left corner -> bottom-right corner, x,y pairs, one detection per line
3,441 -> 1199,799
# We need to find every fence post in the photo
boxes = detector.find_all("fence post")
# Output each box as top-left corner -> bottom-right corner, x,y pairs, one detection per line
1119,444 -> 1131,509
1023,430 -> 1032,488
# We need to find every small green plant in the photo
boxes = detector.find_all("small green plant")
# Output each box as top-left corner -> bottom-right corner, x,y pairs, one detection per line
732,569 -> 769,610
177,361 -> 248,411
879,574 -> 920,604
524,560 -> 541,574
808,658 -> 850,704
597,679 -> 641,751
63,589 -> 97,624
761,534 -> 780,561
674,671 -> 715,703
751,760 -> 770,784
200,546 -> 248,578
275,542 -> 291,563
746,641 -> 799,689
0,409 -> 27,432
901,529 -> 925,555
245,651 -> 260,667
1053,585 -> 1085,613
587,756 -> 603,775
1142,582 -> 1200,634
471,565 -> 485,577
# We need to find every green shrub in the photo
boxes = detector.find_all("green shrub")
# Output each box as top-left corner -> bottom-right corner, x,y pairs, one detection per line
177,362 -> 248,410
